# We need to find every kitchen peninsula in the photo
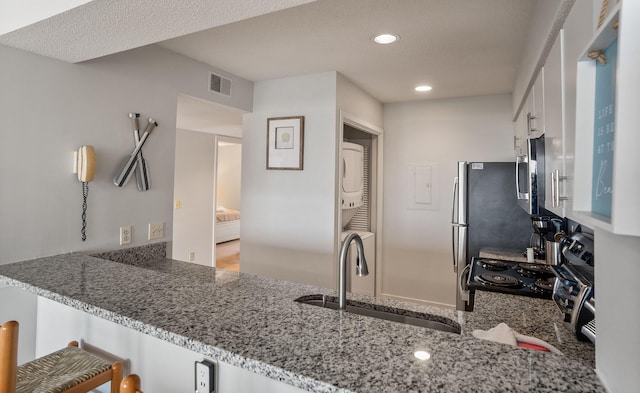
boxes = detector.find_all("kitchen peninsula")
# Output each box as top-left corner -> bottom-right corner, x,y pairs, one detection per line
0,252 -> 604,393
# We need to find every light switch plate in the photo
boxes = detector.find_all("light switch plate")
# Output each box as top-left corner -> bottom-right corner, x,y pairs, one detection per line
148,222 -> 163,240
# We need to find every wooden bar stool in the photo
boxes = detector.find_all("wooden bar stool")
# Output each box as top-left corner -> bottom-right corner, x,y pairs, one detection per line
1,320 -> 142,393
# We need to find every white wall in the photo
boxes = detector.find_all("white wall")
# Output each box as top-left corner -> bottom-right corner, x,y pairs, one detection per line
336,73 -> 383,128
173,129 -> 216,265
217,143 -> 242,211
0,286 -> 37,363
241,72 -> 338,287
382,94 -> 515,306
595,229 -> 640,393
0,44 -> 252,265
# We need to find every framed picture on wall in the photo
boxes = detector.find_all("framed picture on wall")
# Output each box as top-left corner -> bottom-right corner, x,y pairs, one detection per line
266,116 -> 304,170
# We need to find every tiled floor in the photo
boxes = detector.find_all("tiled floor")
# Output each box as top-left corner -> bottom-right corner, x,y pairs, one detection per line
216,239 -> 239,272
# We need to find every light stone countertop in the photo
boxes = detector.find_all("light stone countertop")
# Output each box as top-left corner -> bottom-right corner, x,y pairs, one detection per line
0,253 -> 604,393
473,249 -> 596,368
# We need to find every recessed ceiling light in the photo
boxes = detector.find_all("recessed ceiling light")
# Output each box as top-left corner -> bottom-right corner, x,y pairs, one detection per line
372,34 -> 399,44
415,85 -> 433,92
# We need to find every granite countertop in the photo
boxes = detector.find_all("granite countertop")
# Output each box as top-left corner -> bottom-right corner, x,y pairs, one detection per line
469,250 -> 596,367
0,253 -> 605,393
462,292 -> 595,368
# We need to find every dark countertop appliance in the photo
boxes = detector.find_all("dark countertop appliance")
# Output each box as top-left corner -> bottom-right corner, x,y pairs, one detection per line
551,231 -> 595,343
452,162 -> 534,311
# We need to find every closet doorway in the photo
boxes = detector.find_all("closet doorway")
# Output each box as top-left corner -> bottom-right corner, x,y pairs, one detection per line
336,112 -> 383,297
214,136 -> 242,272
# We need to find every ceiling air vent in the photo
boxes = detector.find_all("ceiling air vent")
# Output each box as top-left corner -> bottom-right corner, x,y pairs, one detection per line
209,73 -> 232,96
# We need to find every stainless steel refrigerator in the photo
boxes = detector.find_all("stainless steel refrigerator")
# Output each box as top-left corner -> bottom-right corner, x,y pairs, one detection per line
451,161 -> 534,311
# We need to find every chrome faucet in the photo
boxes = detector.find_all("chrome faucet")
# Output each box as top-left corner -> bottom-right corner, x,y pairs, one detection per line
338,232 -> 369,309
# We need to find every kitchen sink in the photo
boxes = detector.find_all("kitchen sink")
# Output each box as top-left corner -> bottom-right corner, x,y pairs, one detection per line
295,294 -> 461,334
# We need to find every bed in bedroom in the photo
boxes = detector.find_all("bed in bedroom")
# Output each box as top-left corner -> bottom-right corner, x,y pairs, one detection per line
215,207 -> 240,243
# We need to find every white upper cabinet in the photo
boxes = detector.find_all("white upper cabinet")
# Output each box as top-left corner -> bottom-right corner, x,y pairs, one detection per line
514,0 -> 594,219
561,0 -> 594,222
514,94 -> 531,154
573,2 -> 640,236
543,32 -> 565,216
514,76 -> 541,155
530,70 -> 545,138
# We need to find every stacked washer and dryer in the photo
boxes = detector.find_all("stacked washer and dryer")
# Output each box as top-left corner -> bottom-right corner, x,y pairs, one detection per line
341,142 -> 375,296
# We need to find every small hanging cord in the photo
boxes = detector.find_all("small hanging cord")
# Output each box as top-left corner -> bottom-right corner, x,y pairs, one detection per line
81,181 -> 89,241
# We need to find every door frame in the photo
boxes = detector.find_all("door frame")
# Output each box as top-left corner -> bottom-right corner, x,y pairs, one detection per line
335,111 -> 384,295
212,135 -> 242,266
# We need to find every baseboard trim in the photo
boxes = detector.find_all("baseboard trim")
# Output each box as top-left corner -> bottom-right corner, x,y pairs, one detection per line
379,293 -> 455,310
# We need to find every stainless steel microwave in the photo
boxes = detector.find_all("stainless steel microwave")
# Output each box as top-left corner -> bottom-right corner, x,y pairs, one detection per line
516,135 -> 545,215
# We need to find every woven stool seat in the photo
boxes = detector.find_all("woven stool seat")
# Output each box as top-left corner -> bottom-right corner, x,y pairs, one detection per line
17,346 -> 112,393
2,320 -> 143,393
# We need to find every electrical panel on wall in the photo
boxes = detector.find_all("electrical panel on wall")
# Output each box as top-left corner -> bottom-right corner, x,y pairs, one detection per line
414,166 -> 432,204
407,163 -> 440,210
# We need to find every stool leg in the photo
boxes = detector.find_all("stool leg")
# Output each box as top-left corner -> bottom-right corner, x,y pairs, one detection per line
120,374 -> 142,393
1,321 -> 19,393
110,362 -> 123,393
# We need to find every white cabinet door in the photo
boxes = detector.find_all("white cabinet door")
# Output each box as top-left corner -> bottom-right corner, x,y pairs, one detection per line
531,69 -> 545,138
562,0 -> 594,221
515,90 -> 535,156
544,32 -> 565,216
514,105 -> 528,155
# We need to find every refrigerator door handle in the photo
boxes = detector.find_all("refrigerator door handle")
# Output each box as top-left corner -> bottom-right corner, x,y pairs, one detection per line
451,177 -> 459,271
451,177 -> 458,224
452,226 -> 456,271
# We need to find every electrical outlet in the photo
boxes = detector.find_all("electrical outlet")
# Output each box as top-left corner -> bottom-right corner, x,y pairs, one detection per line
189,251 -> 195,262
148,222 -> 164,240
195,360 -> 215,393
120,226 -> 131,245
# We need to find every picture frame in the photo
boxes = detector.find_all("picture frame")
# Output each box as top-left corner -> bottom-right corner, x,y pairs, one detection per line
266,116 -> 304,170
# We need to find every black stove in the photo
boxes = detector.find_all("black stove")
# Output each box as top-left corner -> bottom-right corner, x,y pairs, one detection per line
467,257 -> 555,299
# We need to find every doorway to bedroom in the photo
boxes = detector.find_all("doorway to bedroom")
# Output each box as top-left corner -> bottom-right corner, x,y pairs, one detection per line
172,93 -> 244,268
214,138 -> 242,272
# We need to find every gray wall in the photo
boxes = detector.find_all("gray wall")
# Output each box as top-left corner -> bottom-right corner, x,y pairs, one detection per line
240,72 -> 338,287
240,72 -> 383,289
0,44 -> 252,264
0,43 -> 252,363
382,94 -> 516,306
172,129 -> 216,265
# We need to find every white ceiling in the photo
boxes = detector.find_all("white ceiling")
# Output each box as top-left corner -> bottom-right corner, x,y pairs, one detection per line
159,0 -> 534,103
0,0 -> 316,62
1,0 -> 534,106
